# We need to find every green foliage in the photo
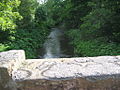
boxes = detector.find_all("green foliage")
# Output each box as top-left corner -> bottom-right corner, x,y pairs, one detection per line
0,0 -> 120,58
0,0 -> 49,58
67,28 -> 120,57
73,40 -> 120,57
0,30 -> 10,42
0,43 -> 9,52
9,29 -> 49,58
35,6 -> 55,28
17,0 -> 39,29
61,0 -> 91,29
65,0 -> 120,57
0,0 -> 22,31
35,0 -> 67,27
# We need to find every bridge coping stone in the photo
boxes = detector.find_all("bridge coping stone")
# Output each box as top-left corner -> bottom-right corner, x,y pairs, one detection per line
0,50 -> 120,81
1,50 -> 120,90
0,50 -> 25,74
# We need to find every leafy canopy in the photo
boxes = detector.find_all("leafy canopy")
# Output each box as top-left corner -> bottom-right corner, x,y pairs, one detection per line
0,0 -> 22,31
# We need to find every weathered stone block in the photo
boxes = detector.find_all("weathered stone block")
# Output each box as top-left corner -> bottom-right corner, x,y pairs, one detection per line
0,50 -> 120,90
12,56 -> 120,90
17,78 -> 120,90
0,50 -> 25,74
0,67 -> 17,90
0,50 -> 25,61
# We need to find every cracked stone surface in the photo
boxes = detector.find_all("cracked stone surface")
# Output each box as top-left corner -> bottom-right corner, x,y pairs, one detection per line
0,50 -> 25,74
0,50 -> 25,61
12,56 -> 120,81
1,50 -> 120,90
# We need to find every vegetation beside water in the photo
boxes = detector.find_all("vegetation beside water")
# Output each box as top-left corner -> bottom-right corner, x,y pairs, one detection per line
0,0 -> 120,58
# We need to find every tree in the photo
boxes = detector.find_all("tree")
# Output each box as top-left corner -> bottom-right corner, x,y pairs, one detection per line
65,0 -> 120,56
0,0 -> 22,31
17,0 -> 38,29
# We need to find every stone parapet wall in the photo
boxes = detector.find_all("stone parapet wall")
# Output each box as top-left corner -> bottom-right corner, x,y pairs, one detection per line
0,50 -> 25,75
12,56 -> 120,81
0,50 -> 120,90
0,67 -> 17,90
17,78 -> 120,90
0,50 -> 25,61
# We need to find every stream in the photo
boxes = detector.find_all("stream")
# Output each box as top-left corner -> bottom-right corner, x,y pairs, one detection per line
43,28 -> 63,58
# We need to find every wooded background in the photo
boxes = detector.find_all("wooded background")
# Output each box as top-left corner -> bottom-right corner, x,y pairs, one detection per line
0,0 -> 120,58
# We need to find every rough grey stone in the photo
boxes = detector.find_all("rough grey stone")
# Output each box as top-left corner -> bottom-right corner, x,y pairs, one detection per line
0,67 -> 17,90
0,50 -> 120,90
0,50 -> 25,74
12,56 -> 120,81
0,50 -> 25,61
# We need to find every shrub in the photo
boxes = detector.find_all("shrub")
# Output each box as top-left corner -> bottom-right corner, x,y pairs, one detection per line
72,40 -> 120,57
66,29 -> 120,57
9,29 -> 49,58
0,43 -> 9,52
